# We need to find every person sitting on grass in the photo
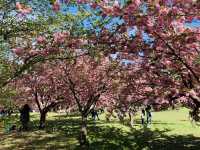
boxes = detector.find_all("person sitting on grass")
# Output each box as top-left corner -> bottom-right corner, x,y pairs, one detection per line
8,124 -> 17,133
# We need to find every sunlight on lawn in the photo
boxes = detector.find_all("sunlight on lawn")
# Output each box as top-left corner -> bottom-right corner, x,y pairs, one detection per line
0,108 -> 200,150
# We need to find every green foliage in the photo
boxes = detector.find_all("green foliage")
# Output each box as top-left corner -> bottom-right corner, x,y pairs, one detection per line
0,86 -> 17,110
0,40 -> 13,87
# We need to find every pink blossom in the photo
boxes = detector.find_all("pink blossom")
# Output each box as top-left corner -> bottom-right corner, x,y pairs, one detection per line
159,7 -> 169,16
113,0 -> 120,8
179,16 -> 186,23
24,87 -> 32,92
102,6 -> 113,15
144,87 -> 153,92
133,0 -> 141,7
171,7 -> 178,14
53,1 -> 60,12
171,21 -> 185,33
16,2 -> 22,10
196,34 -> 200,41
47,47 -> 58,53
155,3 -> 160,10
90,3 -> 98,9
12,47 -> 23,56
103,0 -> 109,4
22,7 -> 32,14
187,16 -> 193,22
53,32 -> 68,44
29,50 -> 39,56
16,2 -> 32,14
63,31 -> 70,37
147,17 -> 154,28
189,43 -> 198,49
77,0 -> 87,4
36,36 -> 46,44
78,39 -> 88,46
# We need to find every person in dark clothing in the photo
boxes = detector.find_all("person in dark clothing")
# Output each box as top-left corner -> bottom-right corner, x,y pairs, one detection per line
141,109 -> 145,126
19,104 -> 31,131
145,105 -> 152,125
0,109 -> 5,116
91,109 -> 100,121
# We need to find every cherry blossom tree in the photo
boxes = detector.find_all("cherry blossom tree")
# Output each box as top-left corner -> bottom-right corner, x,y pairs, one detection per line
92,0 -> 200,120
57,55 -> 120,145
13,62 -> 71,129
1,0 -> 200,128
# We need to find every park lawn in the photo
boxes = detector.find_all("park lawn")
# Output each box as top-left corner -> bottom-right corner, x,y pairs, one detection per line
0,108 -> 200,150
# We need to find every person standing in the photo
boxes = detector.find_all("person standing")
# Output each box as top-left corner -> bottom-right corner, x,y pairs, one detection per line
146,105 -> 152,125
19,104 -> 31,131
91,109 -> 99,121
141,109 -> 145,126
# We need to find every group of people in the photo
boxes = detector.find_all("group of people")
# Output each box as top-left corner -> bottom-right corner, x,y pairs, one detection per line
141,105 -> 152,126
0,109 -> 6,117
0,109 -> 13,117
2,104 -> 153,132
90,106 -> 153,128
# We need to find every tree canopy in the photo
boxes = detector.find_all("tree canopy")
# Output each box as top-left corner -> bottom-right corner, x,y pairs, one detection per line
0,0 -> 200,145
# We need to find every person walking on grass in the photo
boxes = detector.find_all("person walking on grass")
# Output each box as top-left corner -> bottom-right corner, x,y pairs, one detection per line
146,105 -> 152,125
91,109 -> 99,121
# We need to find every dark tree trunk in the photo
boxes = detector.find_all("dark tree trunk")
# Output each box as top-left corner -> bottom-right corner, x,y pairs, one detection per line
39,111 -> 47,129
79,114 -> 89,148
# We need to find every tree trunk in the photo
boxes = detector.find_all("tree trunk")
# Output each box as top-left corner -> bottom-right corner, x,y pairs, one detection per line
79,115 -> 89,148
129,112 -> 134,127
39,111 -> 47,129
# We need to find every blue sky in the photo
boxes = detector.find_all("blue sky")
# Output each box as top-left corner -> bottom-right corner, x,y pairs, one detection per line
186,19 -> 200,28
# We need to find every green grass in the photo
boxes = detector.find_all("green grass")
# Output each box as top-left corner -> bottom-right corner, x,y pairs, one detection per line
0,108 -> 200,150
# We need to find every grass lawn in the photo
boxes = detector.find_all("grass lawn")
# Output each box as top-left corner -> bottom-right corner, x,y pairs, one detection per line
0,108 -> 200,150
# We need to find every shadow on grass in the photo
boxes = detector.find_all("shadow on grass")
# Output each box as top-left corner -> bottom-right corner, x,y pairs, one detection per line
85,127 -> 200,150
1,115 -> 200,150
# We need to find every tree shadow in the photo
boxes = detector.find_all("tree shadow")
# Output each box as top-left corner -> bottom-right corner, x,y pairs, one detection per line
1,115 -> 200,150
77,126 -> 200,150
